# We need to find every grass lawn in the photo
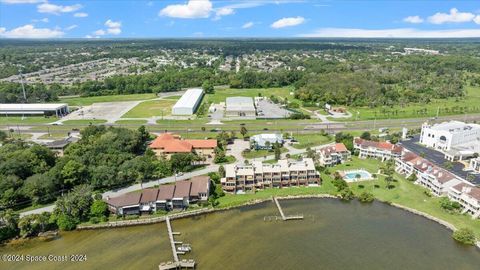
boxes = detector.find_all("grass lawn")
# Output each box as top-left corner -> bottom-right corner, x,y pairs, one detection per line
60,93 -> 157,106
62,119 -> 107,125
333,86 -> 480,121
115,119 -> 148,125
38,133 -> 69,140
242,147 -> 288,159
0,116 -> 55,125
122,99 -> 177,118
291,134 -> 333,149
205,87 -> 295,104
163,96 -> 181,100
7,133 -> 33,140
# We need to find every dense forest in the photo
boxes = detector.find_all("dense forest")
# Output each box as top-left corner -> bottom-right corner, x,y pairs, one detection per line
1,39 -> 480,106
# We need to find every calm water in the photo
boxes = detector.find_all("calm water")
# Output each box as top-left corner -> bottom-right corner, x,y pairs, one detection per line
1,199 -> 480,270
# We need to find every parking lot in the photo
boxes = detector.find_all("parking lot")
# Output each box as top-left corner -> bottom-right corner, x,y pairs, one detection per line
256,99 -> 291,119
400,136 -> 480,185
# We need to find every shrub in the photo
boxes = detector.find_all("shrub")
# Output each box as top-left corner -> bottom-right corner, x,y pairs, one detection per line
339,188 -> 355,201
358,191 -> 375,203
452,228 -> 476,245
56,214 -> 78,231
440,197 -> 461,212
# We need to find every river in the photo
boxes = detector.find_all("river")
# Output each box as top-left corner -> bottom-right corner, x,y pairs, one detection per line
1,198 -> 479,269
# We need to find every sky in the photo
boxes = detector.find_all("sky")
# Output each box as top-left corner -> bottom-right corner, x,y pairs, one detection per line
1,0 -> 480,38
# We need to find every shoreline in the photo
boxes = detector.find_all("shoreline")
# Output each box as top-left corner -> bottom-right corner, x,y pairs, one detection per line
64,194 -> 480,249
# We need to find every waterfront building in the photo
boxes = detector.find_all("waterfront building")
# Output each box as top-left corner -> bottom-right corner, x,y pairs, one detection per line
317,143 -> 351,167
106,176 -> 210,215
171,88 -> 204,115
250,133 -> 284,150
149,133 -> 217,160
353,138 -> 403,161
447,182 -> 480,219
469,157 -> 480,173
221,158 -> 320,193
396,151 -> 462,196
419,121 -> 480,161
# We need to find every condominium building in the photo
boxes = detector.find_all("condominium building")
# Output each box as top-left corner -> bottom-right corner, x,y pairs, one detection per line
221,158 -> 320,193
317,143 -> 351,167
396,151 -> 462,196
420,121 -> 480,160
469,157 -> 480,173
448,182 -> 480,219
353,138 -> 403,161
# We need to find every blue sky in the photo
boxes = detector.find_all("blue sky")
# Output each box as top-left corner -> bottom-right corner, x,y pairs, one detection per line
1,0 -> 480,38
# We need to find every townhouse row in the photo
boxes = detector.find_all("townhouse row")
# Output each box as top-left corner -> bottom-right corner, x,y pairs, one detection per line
221,158 -> 320,193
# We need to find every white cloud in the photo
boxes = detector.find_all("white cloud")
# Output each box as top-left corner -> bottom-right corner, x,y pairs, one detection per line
74,12 -> 88,18
107,27 -> 121,35
159,0 -> 212,19
93,29 -> 105,36
1,0 -> 45,4
105,19 -> 121,28
213,7 -> 234,20
0,24 -> 64,38
242,21 -> 254,29
37,3 -> 82,15
474,15 -> 480,25
271,16 -> 305,28
428,8 -> 475,24
91,19 -> 122,37
299,27 -> 480,38
403,15 -> 423,24
65,25 -> 77,31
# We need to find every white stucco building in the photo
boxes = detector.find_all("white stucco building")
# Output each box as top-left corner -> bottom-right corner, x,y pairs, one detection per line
171,88 -> 204,115
419,121 -> 480,160
250,133 -> 283,150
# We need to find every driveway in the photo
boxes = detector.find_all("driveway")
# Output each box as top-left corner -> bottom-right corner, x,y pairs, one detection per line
400,136 -> 480,185
227,139 -> 250,164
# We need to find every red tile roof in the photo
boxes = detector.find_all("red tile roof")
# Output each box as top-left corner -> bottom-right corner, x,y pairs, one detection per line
149,133 -> 216,153
354,138 -> 403,153
335,143 -> 348,152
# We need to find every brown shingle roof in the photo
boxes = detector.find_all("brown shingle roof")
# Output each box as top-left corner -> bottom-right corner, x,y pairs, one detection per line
173,181 -> 191,198
107,193 -> 141,208
190,176 -> 210,197
140,188 -> 159,203
157,185 -> 175,201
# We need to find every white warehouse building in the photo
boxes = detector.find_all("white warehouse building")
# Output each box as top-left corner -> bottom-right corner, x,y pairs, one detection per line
225,97 -> 256,117
171,88 -> 204,115
0,103 -> 69,117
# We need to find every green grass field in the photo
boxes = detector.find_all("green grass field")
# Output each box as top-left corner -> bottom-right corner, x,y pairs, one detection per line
333,86 -> 480,121
62,119 -> 107,125
122,99 -> 177,118
0,116 -> 55,125
60,93 -> 157,106
115,119 -> 148,125
291,134 -> 333,149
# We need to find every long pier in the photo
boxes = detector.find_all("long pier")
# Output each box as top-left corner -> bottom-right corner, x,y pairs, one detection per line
159,216 -> 195,270
273,197 -> 304,221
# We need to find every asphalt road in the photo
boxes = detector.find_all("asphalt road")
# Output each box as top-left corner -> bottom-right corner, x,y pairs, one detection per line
400,136 -> 480,185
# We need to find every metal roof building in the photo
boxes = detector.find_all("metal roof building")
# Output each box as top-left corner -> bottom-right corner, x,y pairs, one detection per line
171,88 -> 204,115
225,96 -> 256,117
0,103 -> 69,117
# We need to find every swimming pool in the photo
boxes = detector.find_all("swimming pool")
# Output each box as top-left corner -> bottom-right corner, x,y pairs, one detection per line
342,169 -> 372,182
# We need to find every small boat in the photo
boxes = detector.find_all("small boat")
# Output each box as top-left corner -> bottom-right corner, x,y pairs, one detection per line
177,244 -> 192,252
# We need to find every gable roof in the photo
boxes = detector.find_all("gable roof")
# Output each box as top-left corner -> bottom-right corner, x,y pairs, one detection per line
140,189 -> 159,203
107,193 -> 141,208
173,181 -> 192,198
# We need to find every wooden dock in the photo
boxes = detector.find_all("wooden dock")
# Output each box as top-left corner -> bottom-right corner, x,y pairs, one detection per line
160,217 -> 196,269
273,197 -> 304,221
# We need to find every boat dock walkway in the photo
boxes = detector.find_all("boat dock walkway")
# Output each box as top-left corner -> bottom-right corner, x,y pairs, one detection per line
273,197 -> 304,221
159,217 -> 195,270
